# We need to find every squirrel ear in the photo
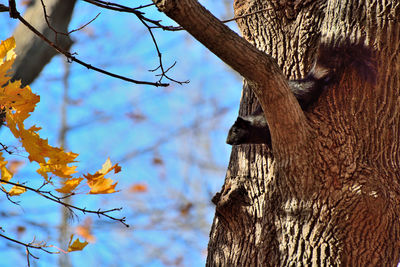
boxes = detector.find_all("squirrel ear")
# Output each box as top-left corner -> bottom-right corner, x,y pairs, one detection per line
235,117 -> 249,126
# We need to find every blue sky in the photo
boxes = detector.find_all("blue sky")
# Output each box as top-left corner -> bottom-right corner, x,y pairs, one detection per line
0,1 -> 242,266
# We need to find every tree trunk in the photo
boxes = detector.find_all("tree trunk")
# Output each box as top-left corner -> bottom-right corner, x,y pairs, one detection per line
152,0 -> 400,265
207,1 -> 400,266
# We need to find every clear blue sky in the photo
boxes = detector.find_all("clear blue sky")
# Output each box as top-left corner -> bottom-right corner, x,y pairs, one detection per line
0,1 -> 242,266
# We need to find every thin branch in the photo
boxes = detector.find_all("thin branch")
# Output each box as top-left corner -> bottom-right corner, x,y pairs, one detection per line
39,0 -> 62,44
68,12 -> 101,34
0,179 -> 129,227
39,0 -> 100,39
136,15 -> 188,84
84,0 -> 153,12
0,142 -> 13,154
5,2 -> 168,87
0,185 -> 20,205
81,0 -> 186,83
0,4 -> 9,12
133,3 -> 155,10
82,0 -> 179,30
0,233 -> 56,254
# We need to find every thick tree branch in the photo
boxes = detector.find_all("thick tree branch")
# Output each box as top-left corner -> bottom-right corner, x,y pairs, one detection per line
152,0 -> 309,156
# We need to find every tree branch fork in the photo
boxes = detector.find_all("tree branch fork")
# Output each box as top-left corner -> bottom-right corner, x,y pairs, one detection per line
152,0 -> 309,157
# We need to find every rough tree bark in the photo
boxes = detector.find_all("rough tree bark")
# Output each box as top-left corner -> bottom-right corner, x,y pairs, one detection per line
153,0 -> 400,266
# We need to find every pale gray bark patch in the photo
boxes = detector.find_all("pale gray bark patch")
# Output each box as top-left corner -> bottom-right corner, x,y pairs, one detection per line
12,0 -> 77,86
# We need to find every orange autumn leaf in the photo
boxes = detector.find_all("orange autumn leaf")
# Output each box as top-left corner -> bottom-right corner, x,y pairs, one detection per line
8,160 -> 24,174
56,178 -> 83,194
67,235 -> 88,252
129,183 -> 148,193
84,158 -> 120,194
75,218 -> 96,243
8,183 -> 26,196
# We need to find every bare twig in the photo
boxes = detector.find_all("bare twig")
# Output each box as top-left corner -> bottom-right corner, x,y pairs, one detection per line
0,232 -> 56,267
0,179 -> 129,227
5,2 -> 168,86
82,0 -> 178,30
136,15 -> 189,84
0,142 -> 13,154
0,233 -> 56,254
39,0 -> 100,40
68,12 -> 101,34
81,0 -> 187,83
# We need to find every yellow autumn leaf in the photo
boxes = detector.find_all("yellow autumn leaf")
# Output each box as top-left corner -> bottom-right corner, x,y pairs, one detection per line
1,81 -> 39,123
0,152 -> 13,182
0,37 -> 15,59
99,157 -> 112,174
0,37 -> 79,181
87,177 -> 118,194
56,178 -> 83,194
84,158 -> 120,194
9,183 -> 26,196
67,234 -> 88,252
6,114 -> 78,179
0,37 -> 122,196
0,37 -> 16,86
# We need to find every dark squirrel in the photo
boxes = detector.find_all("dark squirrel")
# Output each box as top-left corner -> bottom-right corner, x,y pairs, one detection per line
226,40 -> 376,147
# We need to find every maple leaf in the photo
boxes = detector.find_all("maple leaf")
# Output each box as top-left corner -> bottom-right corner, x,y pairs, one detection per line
0,152 -> 13,182
0,37 -> 15,59
0,37 -> 122,196
67,234 -> 88,252
84,158 -> 120,194
0,37 -> 79,181
56,178 -> 83,194
8,183 -> 26,196
0,37 -> 15,86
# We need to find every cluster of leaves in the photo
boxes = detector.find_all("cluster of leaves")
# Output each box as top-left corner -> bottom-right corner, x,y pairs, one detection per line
0,37 -> 122,252
0,36 -> 120,195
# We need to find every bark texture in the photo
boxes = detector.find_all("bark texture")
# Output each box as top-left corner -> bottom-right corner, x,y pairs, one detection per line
209,0 -> 400,266
11,0 -> 77,86
154,0 -> 400,265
